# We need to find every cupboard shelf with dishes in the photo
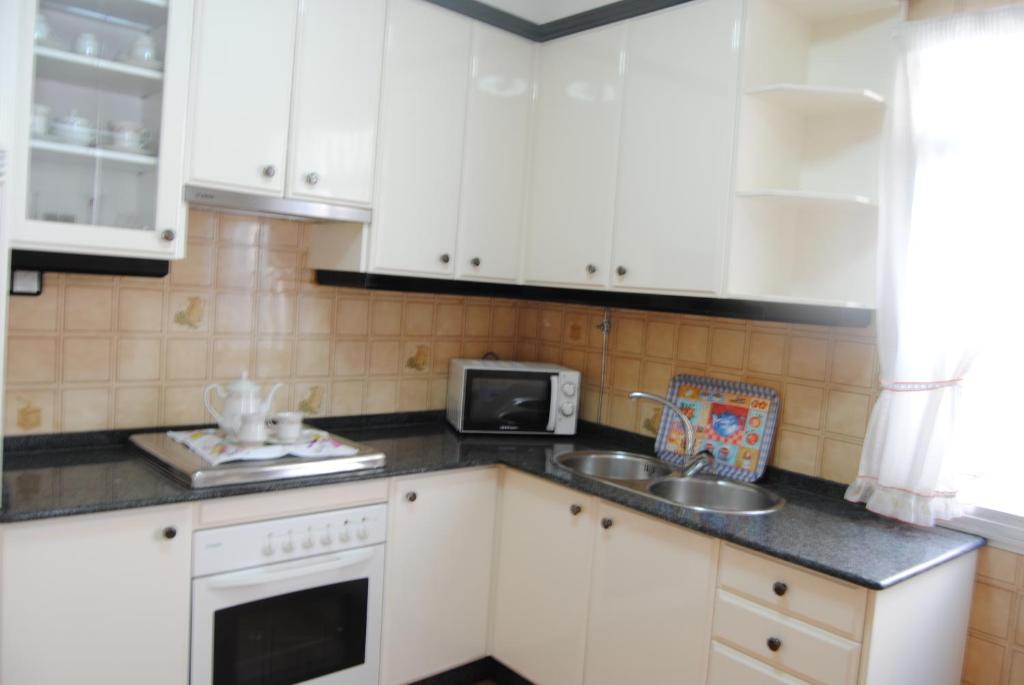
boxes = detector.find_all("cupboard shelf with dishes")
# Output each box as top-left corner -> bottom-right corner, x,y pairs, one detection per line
34,45 -> 163,96
52,0 -> 170,27
30,137 -> 158,168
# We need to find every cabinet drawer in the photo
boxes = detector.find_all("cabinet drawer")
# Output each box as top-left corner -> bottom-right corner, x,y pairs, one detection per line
719,544 -> 867,640
708,641 -> 809,685
196,479 -> 388,528
712,591 -> 861,685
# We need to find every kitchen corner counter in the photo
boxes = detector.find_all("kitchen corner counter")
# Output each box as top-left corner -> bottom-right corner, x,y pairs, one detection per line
1,415 -> 983,590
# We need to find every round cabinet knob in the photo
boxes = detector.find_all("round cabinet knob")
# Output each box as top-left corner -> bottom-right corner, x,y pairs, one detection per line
586,264 -> 598,275
305,172 -> 319,186
601,517 -> 614,530
440,253 -> 451,264
616,265 -> 627,277
405,491 -> 417,502
570,504 -> 582,516
773,581 -> 788,596
561,382 -> 577,398
470,257 -> 481,267
162,526 -> 177,539
767,637 -> 782,652
261,164 -> 277,178
159,229 -> 176,242
559,402 -> 575,417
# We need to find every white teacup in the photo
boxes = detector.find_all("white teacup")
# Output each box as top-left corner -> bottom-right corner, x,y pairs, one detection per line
53,112 -> 93,146
269,411 -> 304,443
109,120 -> 149,151
131,35 -> 157,63
235,413 -> 268,444
74,32 -> 99,57
31,104 -> 50,137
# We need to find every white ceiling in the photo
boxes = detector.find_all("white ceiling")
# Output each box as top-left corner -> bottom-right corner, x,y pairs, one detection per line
477,0 -> 617,24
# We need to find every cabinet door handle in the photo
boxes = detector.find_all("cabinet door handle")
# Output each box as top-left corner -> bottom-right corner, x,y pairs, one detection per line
570,504 -> 582,515
261,164 -> 277,178
767,637 -> 782,652
305,172 -> 319,186
159,229 -> 176,242
616,265 -> 627,277
470,257 -> 481,267
405,491 -> 417,502
773,581 -> 788,596
586,264 -> 598,275
439,254 -> 451,264
162,526 -> 177,540
601,517 -> 613,529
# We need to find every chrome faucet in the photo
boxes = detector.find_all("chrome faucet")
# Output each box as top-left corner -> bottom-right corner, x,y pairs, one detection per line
628,391 -> 714,477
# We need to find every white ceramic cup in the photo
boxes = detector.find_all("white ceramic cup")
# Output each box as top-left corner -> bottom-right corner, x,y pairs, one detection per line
74,33 -> 100,57
109,120 -> 149,151
236,413 -> 268,444
270,411 -> 303,442
131,35 -> 156,63
31,104 -> 49,137
34,15 -> 50,43
53,112 -> 93,146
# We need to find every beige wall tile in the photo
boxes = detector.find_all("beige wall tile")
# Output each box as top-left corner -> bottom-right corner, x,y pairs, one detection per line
492,305 -> 517,339
970,582 -> 1013,638
710,327 -> 746,370
978,547 -> 1019,585
826,390 -> 871,438
114,386 -> 160,428
638,405 -> 662,436
607,393 -> 638,432
298,296 -> 334,335
62,338 -> 112,383
371,300 -> 402,336
403,302 -> 434,337
1009,650 -> 1024,685
788,337 -> 828,381
214,292 -> 254,334
336,297 -> 369,336
562,348 -> 586,375
774,429 -> 819,475
6,389 -> 55,434
212,339 -> 252,379
259,249 -> 300,290
168,292 -> 209,333
640,360 -> 673,395
369,340 -> 400,376
64,286 -> 113,331
262,219 -> 301,248
216,245 -> 259,291
164,385 -> 207,426
187,210 -> 218,240
7,336 -> 58,383
748,332 -> 786,376
334,340 -> 367,377
436,303 -> 464,337
465,304 -> 491,338
783,384 -> 824,430
611,357 -> 642,391
118,288 -> 164,333
170,243 -> 214,287
644,321 -> 676,359
964,635 -> 1004,685
563,311 -> 588,346
831,340 -> 875,388
255,339 -> 294,379
166,339 -> 208,381
540,308 -> 564,342
365,379 -> 397,414
398,378 -> 429,411
8,286 -> 59,331
331,380 -> 364,416
614,316 -> 644,355
219,214 -> 259,244
117,338 -> 162,382
677,325 -> 709,365
429,378 -> 448,410
296,339 -> 331,377
820,438 -> 862,484
61,387 -> 110,432
403,342 -> 432,374
258,294 -> 295,335
517,307 -> 538,339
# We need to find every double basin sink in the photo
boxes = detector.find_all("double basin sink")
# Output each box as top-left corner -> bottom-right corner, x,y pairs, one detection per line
553,450 -> 784,515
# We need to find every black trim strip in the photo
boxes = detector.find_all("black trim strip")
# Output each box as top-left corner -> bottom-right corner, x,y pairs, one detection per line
423,0 -> 697,42
315,270 -> 873,328
11,249 -> 169,278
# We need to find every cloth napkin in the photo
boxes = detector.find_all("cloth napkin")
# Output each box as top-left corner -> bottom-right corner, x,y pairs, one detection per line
168,428 -> 359,466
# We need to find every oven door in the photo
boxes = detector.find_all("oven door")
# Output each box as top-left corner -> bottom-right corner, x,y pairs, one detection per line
462,370 -> 557,433
191,545 -> 384,685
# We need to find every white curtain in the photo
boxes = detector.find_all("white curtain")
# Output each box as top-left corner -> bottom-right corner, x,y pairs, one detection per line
846,7 -> 1024,526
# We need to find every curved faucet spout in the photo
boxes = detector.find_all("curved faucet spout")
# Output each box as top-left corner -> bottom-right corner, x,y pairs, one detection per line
628,391 -> 695,458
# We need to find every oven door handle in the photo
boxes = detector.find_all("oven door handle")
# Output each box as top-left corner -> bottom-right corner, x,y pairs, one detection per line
206,547 -> 375,590
546,375 -> 558,432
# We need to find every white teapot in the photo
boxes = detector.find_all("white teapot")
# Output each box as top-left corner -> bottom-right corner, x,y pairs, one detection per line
204,372 -> 282,436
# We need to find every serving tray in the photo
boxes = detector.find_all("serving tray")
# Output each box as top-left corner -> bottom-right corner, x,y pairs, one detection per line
653,374 -> 780,482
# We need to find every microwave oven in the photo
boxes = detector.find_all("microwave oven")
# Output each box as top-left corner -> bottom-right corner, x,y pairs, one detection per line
447,359 -> 581,435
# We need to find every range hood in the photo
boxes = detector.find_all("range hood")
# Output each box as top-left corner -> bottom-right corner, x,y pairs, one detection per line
184,185 -> 372,223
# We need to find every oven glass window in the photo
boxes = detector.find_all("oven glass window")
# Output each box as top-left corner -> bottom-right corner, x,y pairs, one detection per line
213,579 -> 368,685
464,371 -> 553,432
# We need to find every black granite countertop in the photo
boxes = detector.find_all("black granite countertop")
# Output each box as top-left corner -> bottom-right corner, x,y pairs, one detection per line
1,414 -> 983,590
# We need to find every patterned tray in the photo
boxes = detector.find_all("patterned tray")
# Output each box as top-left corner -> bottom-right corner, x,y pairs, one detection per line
654,374 -> 780,482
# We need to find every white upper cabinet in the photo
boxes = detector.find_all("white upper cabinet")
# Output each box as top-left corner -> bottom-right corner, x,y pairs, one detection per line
287,0 -> 386,206
610,0 -> 742,295
455,24 -> 535,283
523,24 -> 627,288
9,0 -> 195,259
186,0 -> 296,196
371,0 -> 473,277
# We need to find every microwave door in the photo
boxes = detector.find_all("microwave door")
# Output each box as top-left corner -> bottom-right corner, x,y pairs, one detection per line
464,371 -> 554,432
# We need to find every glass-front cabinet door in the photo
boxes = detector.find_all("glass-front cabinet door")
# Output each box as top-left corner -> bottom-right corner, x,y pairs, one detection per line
10,0 -> 193,259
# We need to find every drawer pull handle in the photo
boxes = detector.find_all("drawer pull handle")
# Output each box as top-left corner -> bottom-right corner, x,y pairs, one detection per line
773,581 -> 788,596
601,517 -> 613,529
570,504 -> 582,515
767,637 -> 782,652
162,526 -> 177,540
405,491 -> 417,502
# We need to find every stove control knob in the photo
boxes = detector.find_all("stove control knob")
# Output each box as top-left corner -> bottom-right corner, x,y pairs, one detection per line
302,536 -> 314,550
261,538 -> 275,557
320,532 -> 333,546
339,529 -> 351,544
356,527 -> 369,541
281,533 -> 294,553
560,402 -> 575,417
561,382 -> 577,397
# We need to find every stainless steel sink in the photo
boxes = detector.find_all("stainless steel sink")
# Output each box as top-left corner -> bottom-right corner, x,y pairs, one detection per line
647,476 -> 784,515
553,450 -> 674,482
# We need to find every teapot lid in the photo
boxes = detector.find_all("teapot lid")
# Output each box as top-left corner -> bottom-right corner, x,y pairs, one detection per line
224,371 -> 259,393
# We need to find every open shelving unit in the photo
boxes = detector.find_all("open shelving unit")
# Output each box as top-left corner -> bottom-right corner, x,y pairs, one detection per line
725,0 -> 904,309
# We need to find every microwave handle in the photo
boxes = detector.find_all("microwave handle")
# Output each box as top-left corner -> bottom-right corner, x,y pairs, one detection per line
206,547 -> 375,590
546,375 -> 559,432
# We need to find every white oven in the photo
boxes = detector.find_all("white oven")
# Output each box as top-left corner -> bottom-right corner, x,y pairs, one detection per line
190,504 -> 386,685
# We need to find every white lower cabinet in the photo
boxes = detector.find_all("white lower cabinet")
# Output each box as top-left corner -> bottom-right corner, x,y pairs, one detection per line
491,469 -> 597,685
584,501 -> 718,685
708,641 -> 808,685
0,504 -> 192,685
379,468 -> 499,685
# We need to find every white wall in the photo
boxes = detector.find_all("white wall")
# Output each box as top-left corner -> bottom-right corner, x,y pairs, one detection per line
478,0 -> 616,24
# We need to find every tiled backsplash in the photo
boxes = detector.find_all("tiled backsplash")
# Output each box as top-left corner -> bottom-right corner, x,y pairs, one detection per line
965,546 -> 1024,685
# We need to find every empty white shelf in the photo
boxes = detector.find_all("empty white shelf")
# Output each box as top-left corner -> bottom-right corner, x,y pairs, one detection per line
34,46 -> 163,97
746,84 -> 885,115
31,138 -> 158,171
736,189 -> 877,209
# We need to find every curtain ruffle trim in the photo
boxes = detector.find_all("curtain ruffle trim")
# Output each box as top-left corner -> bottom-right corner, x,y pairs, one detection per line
845,477 -> 962,526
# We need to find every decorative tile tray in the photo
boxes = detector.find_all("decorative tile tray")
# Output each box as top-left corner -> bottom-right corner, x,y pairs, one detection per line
654,374 -> 780,482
